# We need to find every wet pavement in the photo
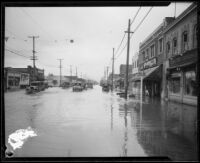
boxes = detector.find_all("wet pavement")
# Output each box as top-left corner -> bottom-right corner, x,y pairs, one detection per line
4,85 -> 198,160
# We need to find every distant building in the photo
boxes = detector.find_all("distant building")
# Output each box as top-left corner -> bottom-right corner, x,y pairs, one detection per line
4,67 -> 30,90
119,64 -> 132,77
130,52 -> 140,95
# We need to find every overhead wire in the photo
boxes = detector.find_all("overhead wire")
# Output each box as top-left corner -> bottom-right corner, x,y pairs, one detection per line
5,48 -> 30,59
19,8 -> 56,42
115,7 -> 153,60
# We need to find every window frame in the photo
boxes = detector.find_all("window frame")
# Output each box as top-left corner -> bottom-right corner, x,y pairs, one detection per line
182,30 -> 189,52
193,24 -> 197,48
150,44 -> 155,58
172,37 -> 177,56
158,37 -> 163,54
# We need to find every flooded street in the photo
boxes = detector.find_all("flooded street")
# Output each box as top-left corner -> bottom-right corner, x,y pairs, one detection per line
4,85 -> 197,160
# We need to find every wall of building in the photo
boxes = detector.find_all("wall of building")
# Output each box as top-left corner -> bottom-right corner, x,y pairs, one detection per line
162,3 -> 197,105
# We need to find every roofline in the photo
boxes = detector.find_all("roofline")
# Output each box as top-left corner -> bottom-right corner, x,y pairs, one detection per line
163,3 -> 197,33
140,22 -> 164,47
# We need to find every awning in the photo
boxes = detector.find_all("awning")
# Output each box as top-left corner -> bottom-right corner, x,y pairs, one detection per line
167,61 -> 196,70
131,65 -> 161,82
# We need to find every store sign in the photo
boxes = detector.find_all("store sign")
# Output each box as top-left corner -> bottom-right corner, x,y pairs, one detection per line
20,73 -> 30,85
37,69 -> 44,74
8,72 -> 21,77
143,58 -> 157,69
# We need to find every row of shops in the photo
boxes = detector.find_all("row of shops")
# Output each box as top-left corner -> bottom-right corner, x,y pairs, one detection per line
111,3 -> 197,106
4,66 -> 45,91
135,3 -> 197,106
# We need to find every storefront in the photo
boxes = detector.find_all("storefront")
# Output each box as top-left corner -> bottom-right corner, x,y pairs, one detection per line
7,71 -> 21,90
20,73 -> 30,88
167,49 -> 197,106
131,65 -> 163,98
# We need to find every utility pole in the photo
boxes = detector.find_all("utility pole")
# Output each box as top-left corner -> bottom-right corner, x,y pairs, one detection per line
28,36 -> 39,81
111,48 -> 115,91
70,65 -> 72,83
76,67 -> 77,77
124,19 -> 133,99
106,66 -> 109,84
58,59 -> 63,87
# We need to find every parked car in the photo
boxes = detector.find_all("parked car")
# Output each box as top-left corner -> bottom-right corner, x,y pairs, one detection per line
102,84 -> 109,92
87,83 -> 93,89
73,82 -> 83,92
26,81 -> 45,94
62,82 -> 70,89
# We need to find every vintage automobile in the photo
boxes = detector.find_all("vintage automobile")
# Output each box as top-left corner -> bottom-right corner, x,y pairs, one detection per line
26,81 -> 46,94
62,82 -> 70,89
87,83 -> 93,89
102,84 -> 109,92
73,82 -> 83,92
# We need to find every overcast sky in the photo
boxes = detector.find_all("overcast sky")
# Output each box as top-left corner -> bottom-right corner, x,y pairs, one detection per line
4,2 -> 192,81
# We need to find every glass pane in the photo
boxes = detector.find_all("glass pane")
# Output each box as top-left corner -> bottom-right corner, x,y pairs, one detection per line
184,71 -> 197,96
170,77 -> 180,94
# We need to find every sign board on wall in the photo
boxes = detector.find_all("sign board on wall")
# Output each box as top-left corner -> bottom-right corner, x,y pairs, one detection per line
143,58 -> 157,69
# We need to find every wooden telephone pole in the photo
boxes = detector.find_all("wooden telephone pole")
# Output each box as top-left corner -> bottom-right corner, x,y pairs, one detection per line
125,19 -> 133,99
111,48 -> 115,91
28,36 -> 39,81
58,59 -> 63,87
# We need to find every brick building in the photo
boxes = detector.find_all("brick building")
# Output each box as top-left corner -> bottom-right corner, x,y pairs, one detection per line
162,3 -> 197,105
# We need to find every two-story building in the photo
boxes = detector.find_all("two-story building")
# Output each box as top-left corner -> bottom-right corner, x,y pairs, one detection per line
135,17 -> 175,98
162,3 -> 197,106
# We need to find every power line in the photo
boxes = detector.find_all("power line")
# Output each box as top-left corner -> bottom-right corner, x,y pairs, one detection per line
5,48 -> 30,59
115,7 -> 153,60
131,7 -> 153,38
114,7 -> 141,58
19,8 -> 56,41
115,33 -> 126,56
130,7 -> 142,25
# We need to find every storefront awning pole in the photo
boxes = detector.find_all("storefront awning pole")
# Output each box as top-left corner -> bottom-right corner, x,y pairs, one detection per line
140,75 -> 143,103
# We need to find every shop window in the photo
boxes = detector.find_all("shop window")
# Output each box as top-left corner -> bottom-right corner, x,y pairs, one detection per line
182,31 -> 188,52
170,76 -> 181,94
184,70 -> 197,96
15,77 -> 20,86
193,25 -> 197,48
172,37 -> 177,56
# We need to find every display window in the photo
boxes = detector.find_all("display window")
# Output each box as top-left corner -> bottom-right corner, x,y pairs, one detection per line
169,74 -> 181,94
184,70 -> 197,96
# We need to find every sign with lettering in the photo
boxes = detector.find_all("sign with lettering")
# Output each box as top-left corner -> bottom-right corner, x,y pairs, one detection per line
143,58 -> 157,69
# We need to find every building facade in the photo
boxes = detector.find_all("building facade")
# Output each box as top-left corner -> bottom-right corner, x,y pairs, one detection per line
4,67 -> 30,90
162,3 -> 197,106
4,65 -> 45,91
137,17 -> 175,98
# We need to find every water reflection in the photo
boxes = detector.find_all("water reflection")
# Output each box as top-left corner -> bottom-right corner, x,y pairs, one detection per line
133,98 -> 197,161
122,104 -> 128,156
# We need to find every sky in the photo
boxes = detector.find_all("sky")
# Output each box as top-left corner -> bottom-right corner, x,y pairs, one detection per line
4,2 -> 192,82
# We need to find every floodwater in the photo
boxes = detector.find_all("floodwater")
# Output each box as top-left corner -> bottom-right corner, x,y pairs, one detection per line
4,85 -> 198,160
